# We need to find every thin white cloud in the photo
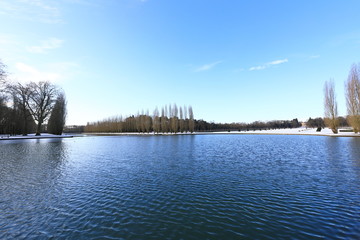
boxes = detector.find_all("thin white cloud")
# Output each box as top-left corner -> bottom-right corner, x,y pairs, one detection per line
12,61 -> 79,83
249,65 -> 266,71
27,38 -> 64,53
0,0 -> 61,23
309,55 -> 320,59
268,59 -> 288,65
249,58 -> 288,71
195,61 -> 223,72
63,0 -> 100,7
14,62 -> 61,83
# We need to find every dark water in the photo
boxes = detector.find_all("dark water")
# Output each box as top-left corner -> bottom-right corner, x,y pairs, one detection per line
1,135 -> 360,239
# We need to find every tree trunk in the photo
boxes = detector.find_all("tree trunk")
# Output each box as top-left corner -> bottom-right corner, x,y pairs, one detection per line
22,116 -> 28,136
36,120 -> 42,136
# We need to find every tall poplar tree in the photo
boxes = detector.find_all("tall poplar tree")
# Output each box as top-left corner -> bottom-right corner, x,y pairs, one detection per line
324,79 -> 338,133
189,105 -> 194,133
179,106 -> 184,133
345,63 -> 360,133
161,107 -> 166,133
153,107 -> 160,134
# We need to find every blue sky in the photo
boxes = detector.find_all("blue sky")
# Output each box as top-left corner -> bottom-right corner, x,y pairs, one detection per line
1,0 -> 360,125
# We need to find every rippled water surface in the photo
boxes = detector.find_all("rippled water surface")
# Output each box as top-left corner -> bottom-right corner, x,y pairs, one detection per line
1,135 -> 360,239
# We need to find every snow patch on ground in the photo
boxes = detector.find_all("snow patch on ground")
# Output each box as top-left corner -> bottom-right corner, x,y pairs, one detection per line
210,127 -> 358,137
85,128 -> 359,137
0,133 -> 73,140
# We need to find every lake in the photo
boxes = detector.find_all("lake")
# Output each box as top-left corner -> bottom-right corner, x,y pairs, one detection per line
1,135 -> 360,239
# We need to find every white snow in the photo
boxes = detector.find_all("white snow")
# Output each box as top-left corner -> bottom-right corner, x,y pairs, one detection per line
84,127 -> 359,137
209,127 -> 359,137
0,133 -> 73,140
3,128 -> 356,140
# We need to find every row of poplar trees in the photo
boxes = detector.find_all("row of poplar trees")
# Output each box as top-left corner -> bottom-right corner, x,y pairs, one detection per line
324,63 -> 360,133
0,60 -> 66,136
85,104 -> 195,133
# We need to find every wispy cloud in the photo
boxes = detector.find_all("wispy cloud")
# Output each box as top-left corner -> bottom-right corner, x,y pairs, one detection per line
249,65 -> 267,71
12,61 -> 79,83
268,59 -> 288,65
249,58 -> 288,71
14,62 -> 61,83
0,0 -> 61,23
309,55 -> 320,59
63,0 -> 101,7
195,61 -> 223,72
27,38 -> 64,54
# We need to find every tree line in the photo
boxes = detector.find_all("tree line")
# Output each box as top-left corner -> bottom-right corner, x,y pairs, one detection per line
323,63 -> 360,133
0,60 -> 67,136
193,119 -> 302,132
85,104 -> 195,133
305,117 -> 348,129
85,106 -> 302,133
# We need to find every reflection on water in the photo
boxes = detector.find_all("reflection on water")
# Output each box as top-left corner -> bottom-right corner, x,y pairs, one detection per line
0,135 -> 360,239
349,138 -> 360,179
0,139 -> 68,239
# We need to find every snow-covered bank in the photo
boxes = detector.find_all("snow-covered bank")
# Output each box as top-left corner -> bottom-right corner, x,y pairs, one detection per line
207,127 -> 359,137
84,128 -> 359,137
0,133 -> 73,140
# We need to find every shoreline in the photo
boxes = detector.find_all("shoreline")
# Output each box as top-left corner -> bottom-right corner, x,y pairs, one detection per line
84,128 -> 360,138
0,133 -> 74,141
2,128 -> 358,140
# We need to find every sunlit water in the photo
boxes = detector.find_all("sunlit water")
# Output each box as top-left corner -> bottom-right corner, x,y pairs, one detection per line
1,135 -> 360,239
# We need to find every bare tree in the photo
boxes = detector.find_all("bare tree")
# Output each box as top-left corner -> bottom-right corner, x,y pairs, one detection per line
345,64 -> 360,133
189,105 -> 194,133
170,104 -> 179,133
179,106 -> 184,133
27,81 -> 59,135
7,82 -> 33,135
140,110 -> 145,133
153,107 -> 160,134
47,93 -> 67,135
183,105 -> 188,132
84,104 -> 196,134
0,60 -> 7,87
167,104 -> 171,133
174,104 -> 178,133
145,109 -> 152,133
0,60 -> 8,134
0,60 -> 7,109
135,111 -> 141,132
164,105 -> 170,133
160,107 -> 166,133
0,60 -> 8,107
324,79 -> 338,133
